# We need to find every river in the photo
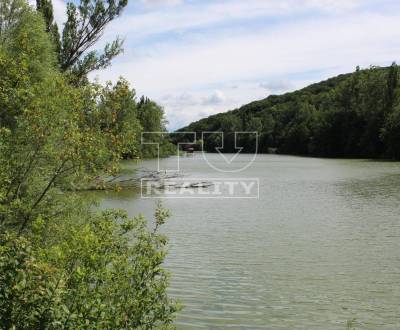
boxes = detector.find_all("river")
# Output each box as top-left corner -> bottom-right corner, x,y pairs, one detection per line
94,153 -> 400,329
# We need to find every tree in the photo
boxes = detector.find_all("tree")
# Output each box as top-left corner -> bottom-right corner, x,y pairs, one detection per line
0,0 -> 26,36
0,0 -> 56,129
386,62 -> 398,112
137,97 -> 174,158
33,0 -> 127,82
97,78 -> 142,159
0,2 -> 115,230
382,106 -> 400,159
60,0 -> 128,82
36,0 -> 60,54
260,113 -> 275,151
137,96 -> 168,133
217,114 -> 242,153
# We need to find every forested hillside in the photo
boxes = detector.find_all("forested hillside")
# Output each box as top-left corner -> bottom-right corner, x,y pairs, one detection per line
180,65 -> 400,159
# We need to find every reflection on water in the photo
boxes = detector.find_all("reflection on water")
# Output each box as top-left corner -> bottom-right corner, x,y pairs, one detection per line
94,154 -> 400,329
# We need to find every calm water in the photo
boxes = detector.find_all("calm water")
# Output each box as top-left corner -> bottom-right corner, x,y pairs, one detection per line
96,154 -> 400,329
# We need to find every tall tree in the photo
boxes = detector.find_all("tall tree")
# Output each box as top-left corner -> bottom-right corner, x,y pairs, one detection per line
386,62 -> 398,112
60,0 -> 128,82
36,0 -> 60,55
137,96 -> 168,133
137,97 -> 173,158
33,0 -> 127,83
0,0 -> 27,37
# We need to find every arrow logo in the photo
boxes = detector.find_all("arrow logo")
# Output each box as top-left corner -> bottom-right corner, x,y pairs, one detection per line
201,131 -> 258,173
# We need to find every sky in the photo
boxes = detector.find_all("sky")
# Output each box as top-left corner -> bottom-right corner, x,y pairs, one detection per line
30,0 -> 400,130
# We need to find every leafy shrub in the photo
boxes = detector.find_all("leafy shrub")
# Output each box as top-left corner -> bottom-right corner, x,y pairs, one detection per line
0,205 -> 180,329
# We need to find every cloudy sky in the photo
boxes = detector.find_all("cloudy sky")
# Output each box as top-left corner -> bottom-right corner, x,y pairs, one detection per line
34,0 -> 400,130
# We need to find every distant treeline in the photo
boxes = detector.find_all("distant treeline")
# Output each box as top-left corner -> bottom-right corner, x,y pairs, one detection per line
180,65 -> 400,159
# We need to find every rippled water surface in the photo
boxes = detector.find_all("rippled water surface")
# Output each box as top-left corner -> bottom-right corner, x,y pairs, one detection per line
96,154 -> 400,329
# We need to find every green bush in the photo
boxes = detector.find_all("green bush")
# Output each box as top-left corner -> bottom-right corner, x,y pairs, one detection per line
0,205 -> 179,329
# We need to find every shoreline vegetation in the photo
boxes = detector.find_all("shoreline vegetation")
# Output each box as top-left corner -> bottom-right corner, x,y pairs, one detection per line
88,168 -> 184,191
0,0 -> 179,328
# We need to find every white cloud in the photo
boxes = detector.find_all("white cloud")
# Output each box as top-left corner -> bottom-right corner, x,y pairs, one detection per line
140,0 -> 183,5
52,0 -> 67,28
155,90 -> 231,129
92,0 -> 400,130
98,13 -> 400,91
104,0 -> 366,42
28,0 -> 67,28
259,80 -> 293,93
202,90 -> 226,105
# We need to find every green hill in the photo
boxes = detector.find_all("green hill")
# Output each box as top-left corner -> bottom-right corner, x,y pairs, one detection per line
178,65 -> 400,159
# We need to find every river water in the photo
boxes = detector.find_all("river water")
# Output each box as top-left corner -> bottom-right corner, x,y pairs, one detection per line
95,153 -> 400,329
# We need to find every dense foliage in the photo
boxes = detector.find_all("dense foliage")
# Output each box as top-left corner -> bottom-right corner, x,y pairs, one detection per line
181,65 -> 400,159
0,208 -> 178,329
0,0 -> 179,328
137,97 -> 176,158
